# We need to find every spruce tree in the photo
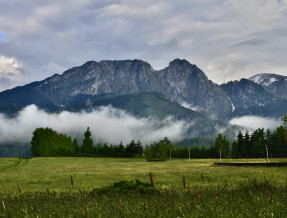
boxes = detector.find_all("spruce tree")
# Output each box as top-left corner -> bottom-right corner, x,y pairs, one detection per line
236,130 -> 244,158
81,127 -> 94,155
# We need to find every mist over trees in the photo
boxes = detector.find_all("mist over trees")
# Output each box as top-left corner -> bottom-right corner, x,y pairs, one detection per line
28,114 -> 287,160
231,114 -> 287,158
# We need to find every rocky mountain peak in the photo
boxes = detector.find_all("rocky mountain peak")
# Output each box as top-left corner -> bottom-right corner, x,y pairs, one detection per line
249,73 -> 287,99
168,58 -> 191,67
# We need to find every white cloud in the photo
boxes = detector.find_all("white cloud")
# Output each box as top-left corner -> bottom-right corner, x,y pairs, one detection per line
229,116 -> 281,131
0,105 -> 189,145
0,56 -> 21,80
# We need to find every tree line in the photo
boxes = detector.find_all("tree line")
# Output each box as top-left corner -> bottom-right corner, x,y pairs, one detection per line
231,127 -> 287,159
30,127 -> 224,160
31,127 -> 144,158
30,115 -> 287,160
30,127 -> 230,160
224,114 -> 287,159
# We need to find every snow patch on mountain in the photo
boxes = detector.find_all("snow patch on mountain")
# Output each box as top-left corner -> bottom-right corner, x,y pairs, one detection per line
227,97 -> 235,112
252,75 -> 264,84
263,78 -> 279,86
249,74 -> 279,86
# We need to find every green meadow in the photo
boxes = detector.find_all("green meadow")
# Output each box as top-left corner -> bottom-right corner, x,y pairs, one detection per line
1,157 -> 287,217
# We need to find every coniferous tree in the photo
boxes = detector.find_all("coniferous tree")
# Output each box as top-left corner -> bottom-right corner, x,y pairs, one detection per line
135,140 -> 143,157
250,128 -> 265,158
244,130 -> 251,159
231,141 -> 238,158
271,126 -> 287,157
236,130 -> 245,158
126,140 -> 137,157
72,138 -> 80,154
81,127 -> 94,155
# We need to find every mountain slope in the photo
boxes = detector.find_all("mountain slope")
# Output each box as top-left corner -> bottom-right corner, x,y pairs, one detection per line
67,92 -> 203,120
0,84 -> 61,116
249,73 -> 287,99
158,59 -> 231,120
220,79 -> 287,117
66,92 -> 239,139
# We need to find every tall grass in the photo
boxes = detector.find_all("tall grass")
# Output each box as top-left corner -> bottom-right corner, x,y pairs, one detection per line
0,178 -> 286,217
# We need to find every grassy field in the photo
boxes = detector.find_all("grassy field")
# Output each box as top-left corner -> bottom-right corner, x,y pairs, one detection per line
1,157 -> 287,217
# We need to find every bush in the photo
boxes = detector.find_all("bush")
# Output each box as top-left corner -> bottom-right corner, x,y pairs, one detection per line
91,179 -> 157,194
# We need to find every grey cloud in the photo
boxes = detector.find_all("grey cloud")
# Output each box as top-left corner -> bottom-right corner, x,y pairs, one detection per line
0,0 -> 287,90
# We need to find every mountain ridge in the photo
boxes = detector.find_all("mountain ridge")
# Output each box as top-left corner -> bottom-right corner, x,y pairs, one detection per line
0,59 -> 286,121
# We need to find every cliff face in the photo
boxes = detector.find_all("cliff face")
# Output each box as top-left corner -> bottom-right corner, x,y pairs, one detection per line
32,58 -> 231,120
158,59 -> 231,120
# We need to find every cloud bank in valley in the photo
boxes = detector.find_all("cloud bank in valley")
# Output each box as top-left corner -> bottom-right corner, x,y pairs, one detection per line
229,115 -> 281,131
0,105 -> 190,145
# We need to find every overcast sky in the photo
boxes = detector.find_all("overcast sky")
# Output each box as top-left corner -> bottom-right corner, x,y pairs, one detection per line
0,0 -> 287,91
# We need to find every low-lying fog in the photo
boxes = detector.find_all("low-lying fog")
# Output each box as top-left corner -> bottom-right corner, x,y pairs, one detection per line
0,105 -> 189,145
0,105 -> 282,145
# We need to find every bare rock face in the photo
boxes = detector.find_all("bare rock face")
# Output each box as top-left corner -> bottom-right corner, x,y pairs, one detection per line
220,79 -> 287,118
158,59 -> 231,120
32,58 -> 232,120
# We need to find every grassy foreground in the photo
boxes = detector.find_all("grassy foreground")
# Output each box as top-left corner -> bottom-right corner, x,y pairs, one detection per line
1,157 -> 287,217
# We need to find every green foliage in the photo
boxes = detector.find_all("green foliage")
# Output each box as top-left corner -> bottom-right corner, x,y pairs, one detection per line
281,113 -> 287,128
126,140 -> 143,157
80,127 -> 94,154
91,179 -> 156,194
271,126 -> 287,157
31,128 -> 76,157
145,137 -> 175,161
231,114 -> 287,158
214,133 -> 230,159
231,141 -> 238,158
250,128 -> 265,158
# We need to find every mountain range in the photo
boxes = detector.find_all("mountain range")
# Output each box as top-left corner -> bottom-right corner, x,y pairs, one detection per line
0,59 -> 286,140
